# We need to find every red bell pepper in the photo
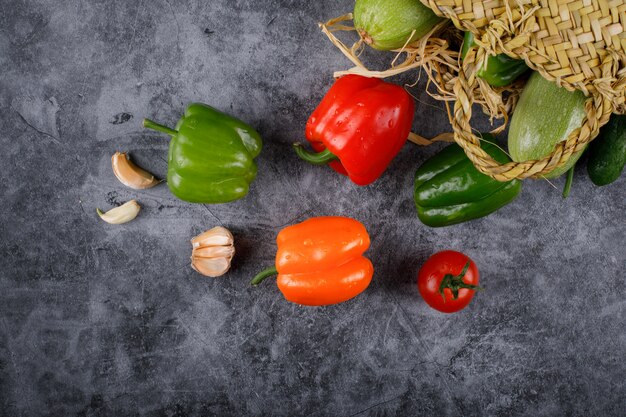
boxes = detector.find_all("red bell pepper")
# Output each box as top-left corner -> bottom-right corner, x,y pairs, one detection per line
293,75 -> 415,186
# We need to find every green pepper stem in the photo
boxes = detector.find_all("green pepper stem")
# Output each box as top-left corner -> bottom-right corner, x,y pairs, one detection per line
143,119 -> 178,136
293,143 -> 338,165
251,266 -> 278,286
562,165 -> 575,198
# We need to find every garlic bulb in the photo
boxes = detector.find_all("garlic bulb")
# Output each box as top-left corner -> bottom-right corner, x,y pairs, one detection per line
191,227 -> 235,277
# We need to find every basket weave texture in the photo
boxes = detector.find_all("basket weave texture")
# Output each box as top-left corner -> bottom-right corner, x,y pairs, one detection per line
420,0 -> 626,180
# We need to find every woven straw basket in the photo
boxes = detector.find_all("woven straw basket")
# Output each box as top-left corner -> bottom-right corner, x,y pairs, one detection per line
322,1 -> 626,181
419,0 -> 626,181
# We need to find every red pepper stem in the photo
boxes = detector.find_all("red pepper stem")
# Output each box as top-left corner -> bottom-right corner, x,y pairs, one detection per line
143,119 -> 178,136
251,266 -> 278,286
293,143 -> 339,165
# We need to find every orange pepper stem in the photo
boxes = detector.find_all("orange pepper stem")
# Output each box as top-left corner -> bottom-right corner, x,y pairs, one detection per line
251,266 -> 278,286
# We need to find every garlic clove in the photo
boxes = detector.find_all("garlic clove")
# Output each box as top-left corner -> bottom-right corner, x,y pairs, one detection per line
97,200 -> 141,224
191,226 -> 234,248
193,245 -> 235,259
191,257 -> 231,278
111,151 -> 160,189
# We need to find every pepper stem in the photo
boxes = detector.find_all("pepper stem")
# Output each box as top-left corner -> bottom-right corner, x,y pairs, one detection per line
438,261 -> 481,302
293,143 -> 339,165
143,119 -> 178,136
562,165 -> 575,198
251,266 -> 278,286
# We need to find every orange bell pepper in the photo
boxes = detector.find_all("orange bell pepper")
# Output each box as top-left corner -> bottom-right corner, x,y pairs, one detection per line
251,216 -> 374,306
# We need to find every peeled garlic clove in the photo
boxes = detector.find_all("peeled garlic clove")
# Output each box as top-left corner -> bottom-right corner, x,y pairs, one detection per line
191,226 -> 234,248
193,245 -> 235,259
111,151 -> 159,189
191,257 -> 232,278
97,200 -> 141,224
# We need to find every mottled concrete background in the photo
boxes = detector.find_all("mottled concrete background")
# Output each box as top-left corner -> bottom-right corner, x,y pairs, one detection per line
1,0 -> 625,416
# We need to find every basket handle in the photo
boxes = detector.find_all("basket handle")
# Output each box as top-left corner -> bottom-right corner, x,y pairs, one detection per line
450,46 -> 612,181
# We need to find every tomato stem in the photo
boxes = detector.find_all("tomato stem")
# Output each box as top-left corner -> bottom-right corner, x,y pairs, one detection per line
438,261 -> 481,301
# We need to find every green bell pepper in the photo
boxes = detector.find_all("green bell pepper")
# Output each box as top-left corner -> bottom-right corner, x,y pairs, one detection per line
143,103 -> 262,204
414,137 -> 522,227
461,32 -> 529,88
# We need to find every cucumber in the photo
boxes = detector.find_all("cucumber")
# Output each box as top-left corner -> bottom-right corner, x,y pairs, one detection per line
587,115 -> 626,186
508,72 -> 587,178
353,0 -> 443,51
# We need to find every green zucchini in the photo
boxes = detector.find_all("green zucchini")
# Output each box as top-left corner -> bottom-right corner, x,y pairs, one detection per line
353,0 -> 443,51
508,72 -> 587,178
587,115 -> 626,186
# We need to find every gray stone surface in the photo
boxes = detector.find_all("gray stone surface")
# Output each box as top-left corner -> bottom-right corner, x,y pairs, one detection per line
0,0 -> 625,416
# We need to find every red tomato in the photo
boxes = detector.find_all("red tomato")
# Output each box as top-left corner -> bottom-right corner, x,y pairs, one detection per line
417,250 -> 480,313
